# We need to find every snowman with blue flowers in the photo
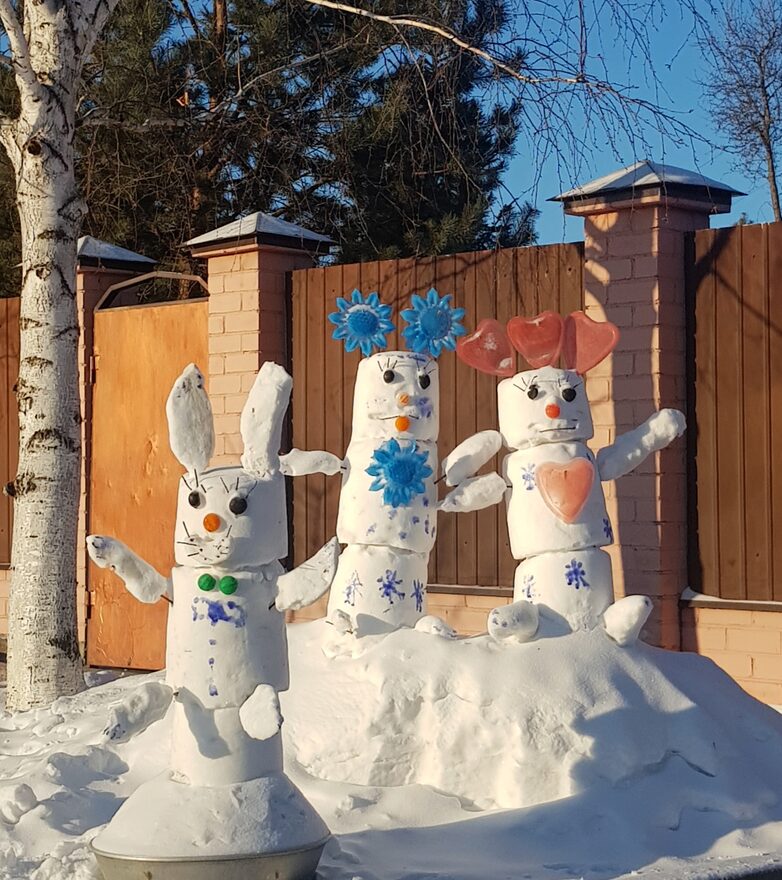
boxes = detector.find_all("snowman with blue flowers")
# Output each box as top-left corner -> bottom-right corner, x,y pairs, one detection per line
284,289 -> 505,636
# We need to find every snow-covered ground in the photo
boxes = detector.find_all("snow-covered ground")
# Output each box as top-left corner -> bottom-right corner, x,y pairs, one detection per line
2,621 -> 782,880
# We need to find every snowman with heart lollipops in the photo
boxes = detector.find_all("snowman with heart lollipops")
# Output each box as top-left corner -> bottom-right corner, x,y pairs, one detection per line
447,310 -> 685,646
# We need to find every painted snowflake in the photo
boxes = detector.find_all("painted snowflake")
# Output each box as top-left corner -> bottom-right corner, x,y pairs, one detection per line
366,438 -> 433,508
411,579 -> 426,612
603,517 -> 613,541
565,559 -> 590,589
522,464 -> 536,491
401,288 -> 466,357
344,571 -> 363,606
378,569 -> 405,604
329,289 -> 394,356
522,574 -> 536,599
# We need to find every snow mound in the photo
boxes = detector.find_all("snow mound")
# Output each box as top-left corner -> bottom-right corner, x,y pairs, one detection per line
283,622 -> 782,814
1,628 -> 782,879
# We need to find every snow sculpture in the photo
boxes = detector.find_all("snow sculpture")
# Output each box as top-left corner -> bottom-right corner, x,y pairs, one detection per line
86,362 -> 334,869
283,289 -> 505,634
455,310 -> 685,645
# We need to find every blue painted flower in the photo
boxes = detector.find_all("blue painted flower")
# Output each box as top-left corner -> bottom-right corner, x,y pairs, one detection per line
401,288 -> 466,357
329,289 -> 393,356
366,438 -> 433,508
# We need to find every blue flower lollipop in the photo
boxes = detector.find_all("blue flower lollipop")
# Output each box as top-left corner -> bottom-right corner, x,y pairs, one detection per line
366,438 -> 433,508
401,288 -> 466,357
329,289 -> 394,356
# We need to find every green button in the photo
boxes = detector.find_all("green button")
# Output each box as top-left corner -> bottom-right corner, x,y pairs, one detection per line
219,576 -> 238,595
198,574 -> 216,591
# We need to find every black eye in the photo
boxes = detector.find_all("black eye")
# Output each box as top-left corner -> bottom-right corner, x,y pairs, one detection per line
383,369 -> 395,383
188,491 -> 203,508
229,496 -> 247,515
419,373 -> 431,389
562,387 -> 576,402
527,385 -> 539,400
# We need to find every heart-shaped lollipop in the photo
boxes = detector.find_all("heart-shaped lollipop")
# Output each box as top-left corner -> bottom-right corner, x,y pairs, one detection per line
456,318 -> 515,377
506,311 -> 564,368
536,458 -> 595,523
562,311 -> 619,375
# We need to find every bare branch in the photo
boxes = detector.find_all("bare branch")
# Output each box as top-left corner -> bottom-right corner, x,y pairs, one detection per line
300,0 -> 585,87
0,0 -> 37,91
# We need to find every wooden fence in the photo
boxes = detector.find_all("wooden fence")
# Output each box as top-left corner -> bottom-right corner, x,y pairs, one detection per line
0,297 -> 19,565
290,244 -> 584,591
688,221 -> 782,602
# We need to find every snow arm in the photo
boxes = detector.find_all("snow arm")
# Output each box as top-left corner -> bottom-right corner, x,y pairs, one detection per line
279,448 -> 344,477
86,535 -> 172,604
275,537 -> 340,612
596,409 -> 686,482
438,472 -> 507,513
441,430 -> 503,486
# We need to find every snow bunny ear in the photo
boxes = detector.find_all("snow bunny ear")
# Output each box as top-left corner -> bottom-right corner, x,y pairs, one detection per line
166,363 -> 215,477
456,318 -> 515,376
506,311 -> 564,368
401,288 -> 466,357
562,311 -> 620,374
240,361 -> 292,479
328,289 -> 393,356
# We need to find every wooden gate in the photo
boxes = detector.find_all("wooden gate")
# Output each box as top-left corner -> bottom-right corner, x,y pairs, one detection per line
0,297 -> 19,566
87,298 -> 208,668
688,222 -> 782,602
290,244 -> 584,590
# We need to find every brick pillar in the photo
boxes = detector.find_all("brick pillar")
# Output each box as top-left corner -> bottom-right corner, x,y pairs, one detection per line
195,243 -> 315,464
563,199 -> 713,649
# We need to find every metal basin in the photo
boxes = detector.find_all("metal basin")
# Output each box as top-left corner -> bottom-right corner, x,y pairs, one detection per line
92,836 -> 331,880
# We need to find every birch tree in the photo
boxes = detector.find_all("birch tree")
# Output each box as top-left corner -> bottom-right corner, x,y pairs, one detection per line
0,0 -> 121,711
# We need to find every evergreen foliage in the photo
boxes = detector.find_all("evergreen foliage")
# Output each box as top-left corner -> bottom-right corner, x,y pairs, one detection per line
0,0 -> 536,290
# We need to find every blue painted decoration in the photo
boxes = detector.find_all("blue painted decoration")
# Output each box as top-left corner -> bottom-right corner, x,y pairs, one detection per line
565,559 -> 590,589
366,438 -> 433,508
328,290 -> 393,356
603,517 -> 613,541
522,464 -> 536,491
522,574 -> 536,599
411,579 -> 426,612
344,571 -> 363,606
401,289 -> 466,357
191,596 -> 247,628
377,569 -> 405,604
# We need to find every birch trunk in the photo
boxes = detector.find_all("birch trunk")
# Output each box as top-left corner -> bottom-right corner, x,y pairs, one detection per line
1,1 -> 115,710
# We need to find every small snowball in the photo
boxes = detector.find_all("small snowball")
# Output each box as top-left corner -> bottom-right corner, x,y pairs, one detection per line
488,601 -> 539,644
0,783 -> 37,824
239,684 -> 282,741
602,595 -> 653,647
414,615 -> 457,640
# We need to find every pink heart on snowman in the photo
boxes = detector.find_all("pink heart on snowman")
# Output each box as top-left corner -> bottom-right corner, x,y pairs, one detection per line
536,459 -> 595,523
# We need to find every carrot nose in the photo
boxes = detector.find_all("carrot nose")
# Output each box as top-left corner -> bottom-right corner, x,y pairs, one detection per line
395,416 -> 411,432
397,392 -> 410,406
545,403 -> 561,419
203,513 -> 222,532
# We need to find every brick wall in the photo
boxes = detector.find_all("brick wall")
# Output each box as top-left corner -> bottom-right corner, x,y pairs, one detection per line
203,244 -> 313,466
577,203 -> 708,649
682,606 -> 782,705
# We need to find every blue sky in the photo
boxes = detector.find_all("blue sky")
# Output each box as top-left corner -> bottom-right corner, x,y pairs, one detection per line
504,2 -> 770,244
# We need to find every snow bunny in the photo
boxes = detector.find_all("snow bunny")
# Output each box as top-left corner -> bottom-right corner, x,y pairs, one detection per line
86,362 -> 333,861
282,289 -> 505,636
452,310 -> 685,646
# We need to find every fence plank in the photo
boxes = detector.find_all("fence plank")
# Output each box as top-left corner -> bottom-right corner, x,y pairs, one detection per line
713,228 -> 745,599
305,267 -> 327,559
769,223 -> 782,602
740,224 -> 771,600
291,271 -> 309,570
692,229 -> 719,598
